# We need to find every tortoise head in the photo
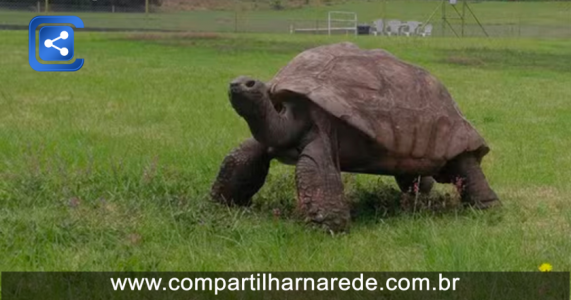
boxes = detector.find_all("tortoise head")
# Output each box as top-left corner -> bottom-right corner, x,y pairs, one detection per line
227,75 -> 311,148
228,76 -> 270,118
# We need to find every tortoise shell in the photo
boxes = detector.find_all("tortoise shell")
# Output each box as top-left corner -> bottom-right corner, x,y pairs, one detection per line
268,42 -> 489,161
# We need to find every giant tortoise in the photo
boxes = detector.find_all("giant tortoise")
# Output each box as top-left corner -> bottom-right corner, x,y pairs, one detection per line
211,42 -> 499,233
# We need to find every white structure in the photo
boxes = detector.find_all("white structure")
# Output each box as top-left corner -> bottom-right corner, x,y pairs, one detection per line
403,21 -> 422,36
327,11 -> 358,35
290,11 -> 358,35
419,24 -> 433,37
385,19 -> 402,36
372,19 -> 384,36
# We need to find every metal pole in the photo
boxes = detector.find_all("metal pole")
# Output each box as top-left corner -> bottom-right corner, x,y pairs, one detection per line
37,1 -> 40,13
234,0 -> 240,33
518,12 -> 521,37
45,0 -> 48,13
234,6 -> 238,32
423,0 -> 443,28
354,13 -> 357,36
444,18 -> 460,37
145,0 -> 149,15
328,13 -> 331,35
465,2 -> 489,37
462,0 -> 466,37
442,0 -> 446,37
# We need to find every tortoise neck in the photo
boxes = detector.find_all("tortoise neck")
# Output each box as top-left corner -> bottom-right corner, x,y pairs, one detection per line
243,98 -> 311,149
243,98 -> 285,146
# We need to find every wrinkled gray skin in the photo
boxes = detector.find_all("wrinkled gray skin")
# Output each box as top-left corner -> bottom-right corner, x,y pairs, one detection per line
211,43 -> 500,233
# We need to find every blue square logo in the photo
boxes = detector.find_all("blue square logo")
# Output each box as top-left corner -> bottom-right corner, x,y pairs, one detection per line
29,16 -> 84,72
39,26 -> 74,61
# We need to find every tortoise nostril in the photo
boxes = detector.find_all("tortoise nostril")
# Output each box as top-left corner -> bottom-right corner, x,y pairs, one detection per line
245,80 -> 256,88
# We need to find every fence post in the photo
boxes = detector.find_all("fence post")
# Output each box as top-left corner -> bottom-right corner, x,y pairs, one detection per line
37,1 -> 40,13
382,0 -> 386,21
45,0 -> 48,13
234,0 -> 238,33
441,0 -> 446,37
145,0 -> 149,15
518,14 -> 521,37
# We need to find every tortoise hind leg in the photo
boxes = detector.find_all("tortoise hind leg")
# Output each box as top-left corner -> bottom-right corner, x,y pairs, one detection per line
395,175 -> 435,194
435,152 -> 500,209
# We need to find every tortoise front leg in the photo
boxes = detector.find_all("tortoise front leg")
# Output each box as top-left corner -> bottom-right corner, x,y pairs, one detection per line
295,135 -> 350,233
211,138 -> 271,206
436,153 -> 500,209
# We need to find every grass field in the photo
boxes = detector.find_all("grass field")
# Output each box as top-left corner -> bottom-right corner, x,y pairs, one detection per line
1,29 -> 571,272
2,1 -> 571,37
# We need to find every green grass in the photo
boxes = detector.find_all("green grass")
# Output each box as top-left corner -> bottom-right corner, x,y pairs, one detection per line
1,30 -> 571,272
2,0 -> 570,37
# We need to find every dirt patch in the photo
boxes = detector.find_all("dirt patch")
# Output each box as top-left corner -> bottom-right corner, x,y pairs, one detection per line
444,55 -> 485,66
